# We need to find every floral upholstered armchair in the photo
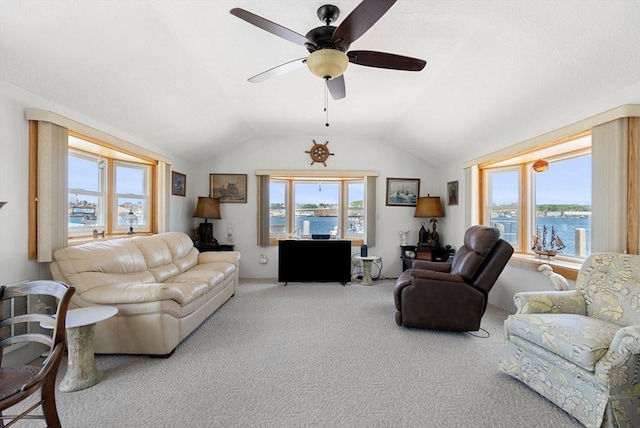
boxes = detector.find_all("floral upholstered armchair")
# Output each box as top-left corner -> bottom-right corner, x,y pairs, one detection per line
499,252 -> 640,428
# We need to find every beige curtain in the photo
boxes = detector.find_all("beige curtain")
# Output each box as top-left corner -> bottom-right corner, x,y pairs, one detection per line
256,174 -> 270,247
157,161 -> 171,233
365,175 -> 376,247
37,121 -> 68,262
591,118 -> 628,253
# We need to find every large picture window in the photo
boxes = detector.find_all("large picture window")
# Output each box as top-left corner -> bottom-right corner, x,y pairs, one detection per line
269,178 -> 364,241
482,132 -> 592,260
68,134 -> 153,238
258,171 -> 376,246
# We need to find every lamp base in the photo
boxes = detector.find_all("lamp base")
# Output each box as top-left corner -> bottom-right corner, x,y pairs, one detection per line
197,222 -> 218,246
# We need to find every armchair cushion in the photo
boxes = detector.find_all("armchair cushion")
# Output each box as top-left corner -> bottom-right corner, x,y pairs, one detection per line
505,313 -> 621,371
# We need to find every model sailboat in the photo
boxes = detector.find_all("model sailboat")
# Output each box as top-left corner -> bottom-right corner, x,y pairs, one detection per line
532,225 -> 565,259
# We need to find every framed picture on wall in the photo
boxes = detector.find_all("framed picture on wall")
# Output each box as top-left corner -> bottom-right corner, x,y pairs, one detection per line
447,180 -> 459,205
171,171 -> 186,197
385,177 -> 420,206
210,173 -> 248,203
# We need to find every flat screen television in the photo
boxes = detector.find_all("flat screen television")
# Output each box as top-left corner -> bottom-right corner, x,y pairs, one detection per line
278,240 -> 351,285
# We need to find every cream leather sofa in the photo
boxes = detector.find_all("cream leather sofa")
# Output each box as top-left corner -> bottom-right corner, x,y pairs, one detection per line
50,232 -> 240,356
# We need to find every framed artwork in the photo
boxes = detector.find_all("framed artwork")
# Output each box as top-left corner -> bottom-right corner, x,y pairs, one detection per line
386,177 -> 420,206
447,180 -> 459,206
210,173 -> 248,203
171,171 -> 186,197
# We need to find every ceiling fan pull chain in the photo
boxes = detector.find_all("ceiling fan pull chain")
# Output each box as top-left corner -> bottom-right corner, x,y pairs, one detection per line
324,77 -> 330,127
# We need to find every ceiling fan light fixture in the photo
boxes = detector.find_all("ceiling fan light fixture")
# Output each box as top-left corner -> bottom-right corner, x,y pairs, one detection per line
306,49 -> 349,79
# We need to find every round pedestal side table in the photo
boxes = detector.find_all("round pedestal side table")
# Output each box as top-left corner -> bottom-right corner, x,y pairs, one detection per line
354,255 -> 381,285
57,306 -> 118,392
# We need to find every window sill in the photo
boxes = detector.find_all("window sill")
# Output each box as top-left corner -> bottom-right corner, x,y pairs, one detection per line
269,237 -> 364,246
68,232 -> 154,246
508,253 -> 582,280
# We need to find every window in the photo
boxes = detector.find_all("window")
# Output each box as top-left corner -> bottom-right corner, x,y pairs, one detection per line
68,134 -> 153,238
267,176 -> 367,244
68,151 -> 105,235
482,132 -> 592,260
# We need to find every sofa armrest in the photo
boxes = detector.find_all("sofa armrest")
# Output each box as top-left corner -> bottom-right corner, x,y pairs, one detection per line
80,283 -> 184,305
198,251 -> 241,266
410,269 -> 464,283
394,270 -> 468,311
514,290 -> 586,315
596,325 -> 640,392
411,260 -> 452,272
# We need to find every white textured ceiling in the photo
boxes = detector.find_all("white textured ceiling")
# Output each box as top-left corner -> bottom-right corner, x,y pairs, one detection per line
1,1 -> 639,165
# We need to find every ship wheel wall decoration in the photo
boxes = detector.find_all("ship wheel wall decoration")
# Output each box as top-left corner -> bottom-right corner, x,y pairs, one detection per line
306,140 -> 334,166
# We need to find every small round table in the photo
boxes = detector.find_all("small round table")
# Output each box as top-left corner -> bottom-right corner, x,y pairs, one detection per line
57,306 -> 118,392
354,255 -> 381,285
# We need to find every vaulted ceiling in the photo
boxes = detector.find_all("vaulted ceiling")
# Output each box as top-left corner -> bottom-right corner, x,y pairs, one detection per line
1,1 -> 639,165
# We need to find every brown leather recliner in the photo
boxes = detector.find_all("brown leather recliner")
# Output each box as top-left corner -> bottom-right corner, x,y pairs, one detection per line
394,225 -> 514,331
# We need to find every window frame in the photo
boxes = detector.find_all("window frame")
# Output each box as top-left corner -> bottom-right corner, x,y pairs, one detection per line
112,159 -> 152,234
267,176 -> 366,246
66,132 -> 156,240
67,149 -> 107,237
480,131 -> 592,262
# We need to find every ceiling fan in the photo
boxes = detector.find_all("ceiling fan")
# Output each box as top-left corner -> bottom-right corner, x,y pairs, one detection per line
230,0 -> 426,100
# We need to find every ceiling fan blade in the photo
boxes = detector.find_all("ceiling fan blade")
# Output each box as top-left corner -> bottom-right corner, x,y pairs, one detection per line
347,50 -> 426,71
331,0 -> 396,47
248,58 -> 307,83
327,75 -> 346,100
230,8 -> 316,48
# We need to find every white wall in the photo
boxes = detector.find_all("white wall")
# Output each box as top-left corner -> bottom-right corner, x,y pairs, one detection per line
192,136 -> 438,279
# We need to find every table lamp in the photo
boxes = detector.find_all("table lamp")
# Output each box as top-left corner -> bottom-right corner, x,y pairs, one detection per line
193,197 -> 221,245
125,209 -> 138,235
414,195 -> 444,246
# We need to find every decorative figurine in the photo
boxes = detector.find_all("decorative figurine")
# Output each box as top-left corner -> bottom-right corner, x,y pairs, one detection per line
399,230 -> 409,246
227,223 -> 234,245
538,264 -> 570,291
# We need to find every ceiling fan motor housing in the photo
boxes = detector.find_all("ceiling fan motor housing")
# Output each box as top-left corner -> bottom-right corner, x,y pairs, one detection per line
305,6 -> 349,80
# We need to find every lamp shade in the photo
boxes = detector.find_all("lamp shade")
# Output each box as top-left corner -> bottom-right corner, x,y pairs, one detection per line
307,49 -> 349,79
193,197 -> 221,220
414,196 -> 444,218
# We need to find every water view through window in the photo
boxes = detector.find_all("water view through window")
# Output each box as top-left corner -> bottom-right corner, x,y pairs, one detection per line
489,154 -> 591,258
270,180 -> 364,238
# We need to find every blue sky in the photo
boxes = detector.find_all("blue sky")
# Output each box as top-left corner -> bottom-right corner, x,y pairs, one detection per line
270,181 -> 364,205
492,155 -> 591,206
69,156 -> 146,196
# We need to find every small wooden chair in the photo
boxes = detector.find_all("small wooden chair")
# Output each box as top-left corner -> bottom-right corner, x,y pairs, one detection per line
0,280 -> 74,428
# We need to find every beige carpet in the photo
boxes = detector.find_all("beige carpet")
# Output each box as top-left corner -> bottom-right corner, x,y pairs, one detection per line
12,279 -> 581,427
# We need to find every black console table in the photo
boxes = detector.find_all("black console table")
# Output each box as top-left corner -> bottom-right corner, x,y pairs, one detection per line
400,245 -> 455,271
278,240 -> 351,285
195,244 -> 235,252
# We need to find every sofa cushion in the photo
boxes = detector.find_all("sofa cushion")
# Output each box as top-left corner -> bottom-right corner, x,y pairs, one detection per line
505,313 -> 621,371
53,240 -> 154,294
165,270 -> 225,291
190,261 -> 236,279
156,232 -> 200,272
